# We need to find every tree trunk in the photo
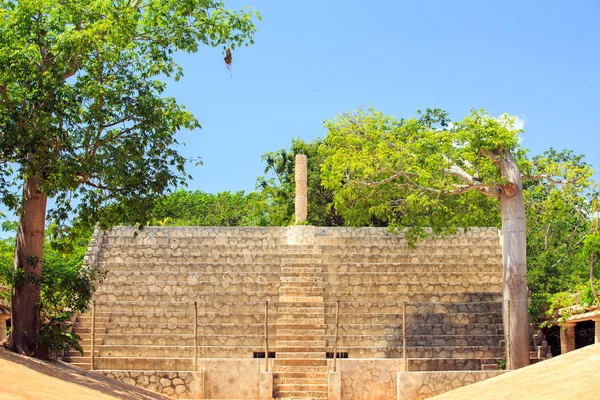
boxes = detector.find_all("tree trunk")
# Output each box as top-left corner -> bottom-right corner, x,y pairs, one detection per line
9,178 -> 48,354
498,152 -> 530,369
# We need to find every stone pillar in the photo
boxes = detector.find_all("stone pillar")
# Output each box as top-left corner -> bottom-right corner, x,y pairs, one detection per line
188,371 -> 204,399
295,154 -> 307,224
0,315 -> 8,341
595,319 -> 600,344
259,372 -> 273,400
560,324 -> 576,354
328,372 -> 341,400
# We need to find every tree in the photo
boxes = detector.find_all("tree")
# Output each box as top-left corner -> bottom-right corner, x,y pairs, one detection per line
0,0 -> 258,354
258,138 -> 344,226
320,108 -> 593,369
149,189 -> 270,227
525,150 -> 595,305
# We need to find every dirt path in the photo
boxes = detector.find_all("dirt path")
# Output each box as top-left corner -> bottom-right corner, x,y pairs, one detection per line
0,348 -> 168,400
431,343 -> 600,400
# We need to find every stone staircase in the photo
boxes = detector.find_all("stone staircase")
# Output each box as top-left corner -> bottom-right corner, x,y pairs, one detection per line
275,254 -> 327,399
64,226 -> 505,398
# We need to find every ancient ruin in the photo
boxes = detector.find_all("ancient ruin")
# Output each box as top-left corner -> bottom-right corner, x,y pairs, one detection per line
65,158 -> 515,399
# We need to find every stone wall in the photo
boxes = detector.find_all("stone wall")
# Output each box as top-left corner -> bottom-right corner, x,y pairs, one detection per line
102,370 -> 200,398
397,371 -> 506,400
329,359 -> 404,400
103,359 -> 264,399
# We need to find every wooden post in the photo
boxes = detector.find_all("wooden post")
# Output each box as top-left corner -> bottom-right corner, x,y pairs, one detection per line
194,301 -> 198,372
265,301 -> 269,372
333,301 -> 340,372
402,302 -> 407,372
506,299 -> 511,370
90,300 -> 96,371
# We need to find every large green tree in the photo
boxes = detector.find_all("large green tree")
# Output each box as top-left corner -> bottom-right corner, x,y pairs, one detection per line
320,108 -> 593,369
0,0 -> 258,354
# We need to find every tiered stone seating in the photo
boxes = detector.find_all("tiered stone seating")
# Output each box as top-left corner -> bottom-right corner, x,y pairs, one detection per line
65,226 -> 504,399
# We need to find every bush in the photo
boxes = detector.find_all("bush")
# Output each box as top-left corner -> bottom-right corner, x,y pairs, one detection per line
0,228 -> 103,359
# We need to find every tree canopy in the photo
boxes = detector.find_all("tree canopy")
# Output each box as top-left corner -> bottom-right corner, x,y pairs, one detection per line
319,107 -> 595,369
0,0 -> 259,354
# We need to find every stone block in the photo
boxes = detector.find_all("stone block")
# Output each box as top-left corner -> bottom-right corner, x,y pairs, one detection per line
259,372 -> 273,400
328,372 -> 341,400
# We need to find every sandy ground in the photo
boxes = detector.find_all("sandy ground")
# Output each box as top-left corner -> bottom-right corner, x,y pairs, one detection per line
0,348 -> 168,400
431,343 -> 600,400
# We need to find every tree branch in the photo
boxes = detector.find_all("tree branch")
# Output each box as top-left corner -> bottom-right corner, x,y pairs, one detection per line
359,171 -> 418,187
521,174 -> 569,185
358,170 -> 501,199
480,148 -> 502,167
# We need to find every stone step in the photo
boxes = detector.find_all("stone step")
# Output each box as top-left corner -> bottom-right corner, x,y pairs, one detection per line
333,346 -> 505,359
275,384 -> 328,392
106,226 -> 289,238
104,235 -> 287,246
278,307 -> 325,314
274,390 -> 327,399
276,352 -> 325,359
98,261 -> 500,274
105,274 -> 282,285
91,356 -> 194,370
279,296 -> 324,303
325,292 -> 502,303
481,363 -> 499,370
321,312 -> 501,325
276,365 -> 328,373
276,341 -> 327,348
99,261 -> 285,273
92,291 -> 279,303
278,318 -> 325,325
274,377 -> 328,385
101,243 -> 500,255
327,323 -> 503,336
280,277 -> 324,283
408,357 -> 502,371
281,267 -> 323,274
273,372 -> 328,379
277,330 -> 326,338
275,359 -> 327,367
326,272 -> 501,284
325,282 -> 501,293
279,287 -> 324,295
99,252 -> 500,264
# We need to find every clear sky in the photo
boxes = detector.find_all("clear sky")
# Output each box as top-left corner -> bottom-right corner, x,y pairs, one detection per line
169,0 -> 600,194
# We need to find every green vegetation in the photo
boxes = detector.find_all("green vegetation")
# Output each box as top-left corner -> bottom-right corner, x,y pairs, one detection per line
0,226 -> 98,358
0,0 -> 259,353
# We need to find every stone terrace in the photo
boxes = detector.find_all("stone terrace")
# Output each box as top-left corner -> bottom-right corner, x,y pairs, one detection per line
64,226 -> 505,399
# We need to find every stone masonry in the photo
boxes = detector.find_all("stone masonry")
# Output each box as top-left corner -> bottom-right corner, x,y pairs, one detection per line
66,226 -> 505,399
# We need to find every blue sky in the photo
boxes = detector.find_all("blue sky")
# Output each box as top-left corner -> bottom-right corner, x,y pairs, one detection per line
169,0 -> 600,194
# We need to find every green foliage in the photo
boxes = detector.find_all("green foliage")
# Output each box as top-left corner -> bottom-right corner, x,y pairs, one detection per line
257,138 -> 344,226
525,149 -> 596,303
0,230 -> 102,358
149,189 -> 270,226
0,0 -> 259,238
320,107 -> 597,307
320,108 -> 504,238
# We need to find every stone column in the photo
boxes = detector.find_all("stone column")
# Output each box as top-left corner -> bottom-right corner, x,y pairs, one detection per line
259,372 -> 273,400
295,154 -> 307,224
328,372 -> 341,400
560,323 -> 576,354
0,315 -> 8,341
595,319 -> 600,344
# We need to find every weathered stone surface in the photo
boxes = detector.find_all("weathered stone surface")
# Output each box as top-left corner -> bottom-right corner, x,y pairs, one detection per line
73,225 -> 504,400
397,371 -> 505,400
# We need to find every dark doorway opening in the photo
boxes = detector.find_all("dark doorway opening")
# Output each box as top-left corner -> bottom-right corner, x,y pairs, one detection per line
542,325 -> 561,357
575,320 -> 595,349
